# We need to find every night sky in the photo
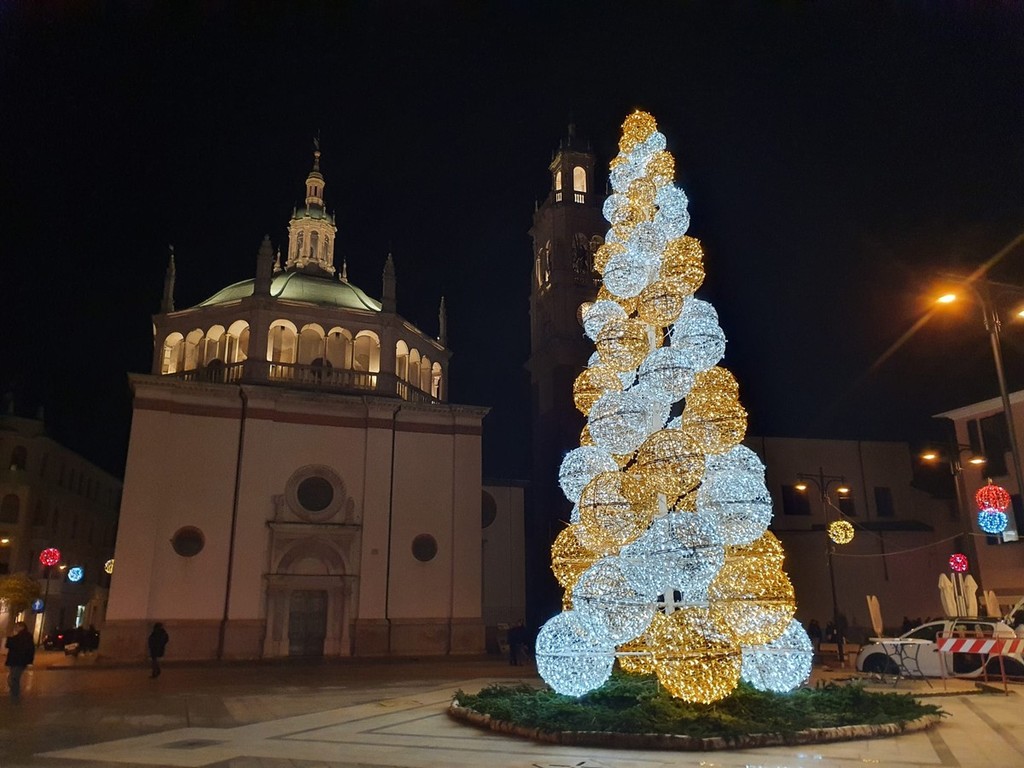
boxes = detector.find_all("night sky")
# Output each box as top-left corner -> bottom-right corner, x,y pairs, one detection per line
3,2 -> 1024,480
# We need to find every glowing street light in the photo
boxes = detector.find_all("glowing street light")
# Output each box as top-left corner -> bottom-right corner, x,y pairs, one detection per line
935,275 -> 1024,512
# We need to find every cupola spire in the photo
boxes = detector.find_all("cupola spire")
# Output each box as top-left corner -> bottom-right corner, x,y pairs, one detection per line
285,139 -> 338,275
160,245 -> 176,313
382,253 -> 396,313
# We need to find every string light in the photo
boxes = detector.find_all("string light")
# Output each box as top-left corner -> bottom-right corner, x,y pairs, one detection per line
535,611 -> 616,697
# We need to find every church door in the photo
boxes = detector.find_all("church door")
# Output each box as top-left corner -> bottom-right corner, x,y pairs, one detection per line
288,589 -> 327,657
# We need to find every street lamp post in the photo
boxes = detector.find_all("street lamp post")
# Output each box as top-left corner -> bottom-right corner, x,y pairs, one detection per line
921,443 -> 987,588
937,276 -> 1024,510
796,467 -> 852,662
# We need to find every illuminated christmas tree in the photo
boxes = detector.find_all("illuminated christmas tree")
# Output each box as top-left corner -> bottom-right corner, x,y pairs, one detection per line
536,111 -> 812,702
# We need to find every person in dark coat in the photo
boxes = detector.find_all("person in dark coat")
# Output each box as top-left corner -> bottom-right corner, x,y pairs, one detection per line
5,621 -> 35,703
508,620 -> 526,666
148,622 -> 169,678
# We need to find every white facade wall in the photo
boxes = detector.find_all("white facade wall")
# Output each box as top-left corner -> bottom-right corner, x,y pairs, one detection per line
104,376 -> 488,661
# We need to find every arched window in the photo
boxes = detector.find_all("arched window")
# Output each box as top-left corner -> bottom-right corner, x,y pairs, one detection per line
10,445 -> 27,471
161,332 -> 185,374
203,325 -> 226,366
309,231 -> 319,261
408,349 -> 421,384
420,355 -> 431,393
352,331 -> 380,373
0,494 -> 19,524
296,231 -> 304,262
297,323 -> 326,365
554,170 -> 562,191
326,327 -> 353,369
431,362 -> 443,399
573,166 -> 587,192
267,320 -> 298,364
395,340 -> 410,382
226,320 -> 250,363
184,329 -> 203,370
323,235 -> 331,261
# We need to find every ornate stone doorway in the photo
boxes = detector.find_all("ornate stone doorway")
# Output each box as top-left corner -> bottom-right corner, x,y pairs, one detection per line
288,589 -> 328,657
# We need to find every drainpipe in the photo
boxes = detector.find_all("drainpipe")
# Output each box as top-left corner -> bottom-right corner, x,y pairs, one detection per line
448,418 -> 457,654
384,403 -> 402,653
218,385 -> 248,659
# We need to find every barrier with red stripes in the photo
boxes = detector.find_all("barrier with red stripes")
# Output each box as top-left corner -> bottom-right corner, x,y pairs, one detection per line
935,636 -> 1024,655
937,633 -> 1024,694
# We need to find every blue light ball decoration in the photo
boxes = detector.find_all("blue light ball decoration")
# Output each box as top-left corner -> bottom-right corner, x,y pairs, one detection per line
31,598 -> 44,613
67,566 -> 84,583
978,507 -> 1009,535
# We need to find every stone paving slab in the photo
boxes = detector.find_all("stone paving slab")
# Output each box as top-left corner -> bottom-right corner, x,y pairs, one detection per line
0,658 -> 1021,767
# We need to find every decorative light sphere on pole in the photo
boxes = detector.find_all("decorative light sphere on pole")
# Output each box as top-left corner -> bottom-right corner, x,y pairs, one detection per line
67,566 -> 84,583
977,508 -> 1009,534
949,552 -> 969,573
828,520 -> 855,545
104,559 -> 115,575
39,548 -> 61,567
975,482 -> 1011,512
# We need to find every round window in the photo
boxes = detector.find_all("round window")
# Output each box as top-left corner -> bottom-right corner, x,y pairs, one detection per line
411,534 -> 438,562
297,476 -> 334,512
171,527 -> 205,557
481,491 -> 497,528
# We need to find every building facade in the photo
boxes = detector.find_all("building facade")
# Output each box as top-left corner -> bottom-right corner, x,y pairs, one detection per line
937,391 -> 1024,610
103,149 -> 494,661
0,410 -> 120,639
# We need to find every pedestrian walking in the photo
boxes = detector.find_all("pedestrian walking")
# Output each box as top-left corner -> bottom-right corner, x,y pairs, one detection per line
148,622 -> 169,678
5,621 -> 35,703
508,620 -> 525,666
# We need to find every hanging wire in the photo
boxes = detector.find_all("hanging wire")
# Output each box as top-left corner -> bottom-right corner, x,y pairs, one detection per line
820,495 -> 983,560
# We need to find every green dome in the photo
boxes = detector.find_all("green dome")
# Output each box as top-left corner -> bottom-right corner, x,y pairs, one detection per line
198,270 -> 382,312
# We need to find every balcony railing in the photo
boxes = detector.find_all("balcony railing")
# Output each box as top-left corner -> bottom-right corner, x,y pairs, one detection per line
165,361 -> 438,403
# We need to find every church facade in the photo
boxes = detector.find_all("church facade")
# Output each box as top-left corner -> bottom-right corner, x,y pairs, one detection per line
103,149 -> 491,660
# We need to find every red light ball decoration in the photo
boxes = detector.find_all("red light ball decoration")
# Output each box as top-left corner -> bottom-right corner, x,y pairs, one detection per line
39,547 -> 61,567
949,553 -> 969,573
975,482 -> 1011,512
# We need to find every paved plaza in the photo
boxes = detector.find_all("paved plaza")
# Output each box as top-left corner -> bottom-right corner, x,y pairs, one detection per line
1,652 -> 1023,767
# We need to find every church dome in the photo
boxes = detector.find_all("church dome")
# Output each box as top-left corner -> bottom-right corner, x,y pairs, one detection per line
198,270 -> 382,312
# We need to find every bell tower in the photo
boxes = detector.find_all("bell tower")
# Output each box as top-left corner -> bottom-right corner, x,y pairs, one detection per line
525,124 -> 607,617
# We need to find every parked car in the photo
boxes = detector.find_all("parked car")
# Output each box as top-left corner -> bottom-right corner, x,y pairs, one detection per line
856,618 -> 1024,678
42,627 -> 75,651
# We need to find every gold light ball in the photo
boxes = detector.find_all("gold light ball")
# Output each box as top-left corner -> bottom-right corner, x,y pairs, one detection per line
596,285 -> 638,316
594,317 -> 651,372
616,631 -> 657,675
104,559 -> 114,575
646,150 -> 676,187
725,530 -> 786,566
636,279 -> 686,327
660,236 -> 705,294
829,520 -> 855,545
594,241 -> 626,274
579,471 -> 657,552
631,428 -> 705,498
682,367 -> 748,454
708,558 -> 796,646
580,424 -> 595,446
550,525 -> 598,592
649,608 -> 741,703
619,110 -> 658,153
627,177 -> 658,207
573,366 -> 622,415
